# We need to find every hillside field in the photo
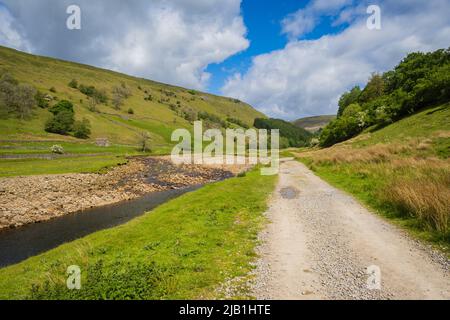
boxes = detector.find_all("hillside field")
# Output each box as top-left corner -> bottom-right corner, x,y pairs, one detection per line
293,103 -> 450,253
0,46 -> 264,175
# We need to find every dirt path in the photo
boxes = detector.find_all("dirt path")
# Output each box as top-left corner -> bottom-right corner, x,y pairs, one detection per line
253,160 -> 450,300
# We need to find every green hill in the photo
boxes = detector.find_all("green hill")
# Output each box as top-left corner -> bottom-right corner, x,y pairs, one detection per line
292,115 -> 335,132
0,46 -> 264,151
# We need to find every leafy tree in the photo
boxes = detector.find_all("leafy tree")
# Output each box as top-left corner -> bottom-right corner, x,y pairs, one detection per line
35,91 -> 49,109
138,131 -> 151,152
337,86 -> 361,117
73,118 -> 91,139
320,47 -> 450,148
45,110 -> 75,134
0,74 -> 37,119
359,73 -> 386,104
49,100 -> 74,115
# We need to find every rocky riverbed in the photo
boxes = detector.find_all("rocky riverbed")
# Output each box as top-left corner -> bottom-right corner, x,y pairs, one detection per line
0,157 -> 249,230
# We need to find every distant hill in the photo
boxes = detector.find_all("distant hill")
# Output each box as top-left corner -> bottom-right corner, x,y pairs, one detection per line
254,118 -> 312,148
0,46 -> 264,152
293,115 -> 336,132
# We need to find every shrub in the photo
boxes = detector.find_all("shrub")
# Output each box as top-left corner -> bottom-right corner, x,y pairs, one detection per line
50,145 -> 64,154
49,100 -> 74,115
79,84 -> 108,104
49,87 -> 56,93
127,108 -> 134,115
68,79 -> 78,89
45,110 -> 74,134
0,74 -> 37,119
73,118 -> 91,139
35,91 -> 49,109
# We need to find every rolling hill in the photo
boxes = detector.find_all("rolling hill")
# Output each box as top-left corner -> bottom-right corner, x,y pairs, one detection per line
293,115 -> 335,132
0,46 -> 264,152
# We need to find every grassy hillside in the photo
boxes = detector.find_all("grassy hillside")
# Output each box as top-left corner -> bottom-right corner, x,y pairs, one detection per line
0,46 -> 264,150
293,115 -> 335,132
293,103 -> 450,253
0,168 -> 277,300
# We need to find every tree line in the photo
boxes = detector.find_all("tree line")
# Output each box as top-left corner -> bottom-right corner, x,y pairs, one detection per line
320,48 -> 450,147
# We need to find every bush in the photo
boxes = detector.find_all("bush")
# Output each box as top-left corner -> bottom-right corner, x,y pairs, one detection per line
68,79 -> 78,89
127,108 -> 134,115
50,145 -> 64,154
35,91 -> 49,109
79,84 -> 108,104
45,110 -> 74,134
49,100 -> 74,115
73,118 -> 91,139
49,87 -> 56,93
0,74 -> 37,119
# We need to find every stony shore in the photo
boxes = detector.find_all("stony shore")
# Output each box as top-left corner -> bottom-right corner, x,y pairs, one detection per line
0,157 -> 249,230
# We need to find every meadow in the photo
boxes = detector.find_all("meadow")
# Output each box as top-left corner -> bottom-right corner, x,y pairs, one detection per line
0,168 -> 277,300
293,104 -> 450,253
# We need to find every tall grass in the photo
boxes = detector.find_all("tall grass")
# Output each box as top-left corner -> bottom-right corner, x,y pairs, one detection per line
295,134 -> 450,238
382,175 -> 450,233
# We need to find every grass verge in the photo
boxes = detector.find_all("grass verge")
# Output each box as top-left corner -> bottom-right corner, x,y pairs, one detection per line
0,155 -> 129,177
0,168 -> 277,299
293,105 -> 450,256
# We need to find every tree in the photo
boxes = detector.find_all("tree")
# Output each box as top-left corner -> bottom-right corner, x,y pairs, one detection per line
359,73 -> 386,104
73,118 -> 91,139
14,84 -> 37,119
87,97 -> 98,112
112,94 -> 123,110
45,110 -> 75,134
68,79 -> 78,89
49,100 -> 74,115
337,86 -> 361,117
138,131 -> 151,152
45,100 -> 75,135
111,82 -> 132,110
0,74 -> 37,119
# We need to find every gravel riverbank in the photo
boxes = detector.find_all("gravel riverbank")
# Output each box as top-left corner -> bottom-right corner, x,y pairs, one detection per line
0,157 -> 248,230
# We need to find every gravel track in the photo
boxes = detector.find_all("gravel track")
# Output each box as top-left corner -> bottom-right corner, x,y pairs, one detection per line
252,160 -> 450,300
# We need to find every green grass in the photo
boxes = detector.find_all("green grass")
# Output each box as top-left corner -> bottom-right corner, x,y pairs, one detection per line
0,168 -> 277,300
294,103 -> 450,255
0,45 -> 264,148
353,104 -> 450,147
299,158 -> 449,255
0,155 -> 129,177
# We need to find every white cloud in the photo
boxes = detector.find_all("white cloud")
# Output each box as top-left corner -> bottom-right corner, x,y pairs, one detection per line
281,0 -> 353,39
0,0 -> 249,90
223,0 -> 450,119
0,6 -> 31,51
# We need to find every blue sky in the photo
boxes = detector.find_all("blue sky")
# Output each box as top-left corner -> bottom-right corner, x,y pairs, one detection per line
207,0 -> 305,93
207,0 -> 349,94
0,0 -> 449,119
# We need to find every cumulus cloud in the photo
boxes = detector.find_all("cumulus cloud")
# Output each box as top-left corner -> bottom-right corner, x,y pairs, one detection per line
0,5 -> 31,51
223,0 -> 450,119
0,0 -> 249,90
281,0 -> 353,39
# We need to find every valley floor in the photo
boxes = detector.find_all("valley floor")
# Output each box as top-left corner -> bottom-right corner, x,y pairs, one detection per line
253,160 -> 450,300
0,156 -> 245,230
